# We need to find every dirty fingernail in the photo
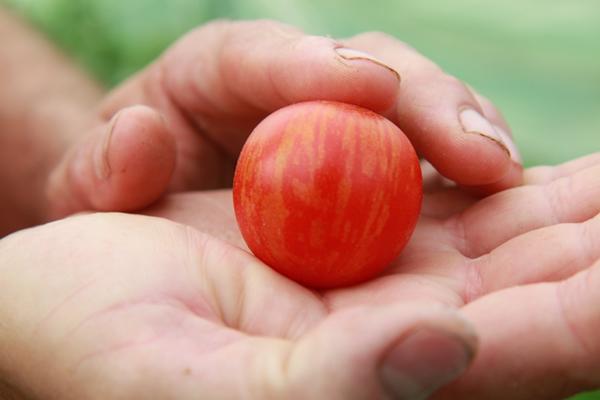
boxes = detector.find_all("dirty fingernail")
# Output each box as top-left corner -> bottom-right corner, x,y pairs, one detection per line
493,124 -> 522,164
94,111 -> 122,180
379,328 -> 474,400
459,108 -> 509,156
335,47 -> 400,81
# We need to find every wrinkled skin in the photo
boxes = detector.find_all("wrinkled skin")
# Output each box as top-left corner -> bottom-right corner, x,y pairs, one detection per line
44,20 -> 521,221
150,154 -> 600,399
2,154 -> 599,400
2,13 -> 596,400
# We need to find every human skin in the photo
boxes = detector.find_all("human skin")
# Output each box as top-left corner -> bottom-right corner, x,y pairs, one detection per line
0,12 -> 521,236
5,7 -> 593,399
1,153 -> 599,399
0,8 -> 103,234
0,212 -> 476,400
154,152 -> 600,399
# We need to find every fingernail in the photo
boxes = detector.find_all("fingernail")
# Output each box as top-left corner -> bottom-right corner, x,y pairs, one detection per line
94,111 -> 122,180
379,328 -> 474,400
493,124 -> 522,164
335,47 -> 400,81
459,108 -> 510,156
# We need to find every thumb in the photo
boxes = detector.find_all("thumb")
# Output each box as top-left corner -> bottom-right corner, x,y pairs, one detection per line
152,303 -> 477,400
63,303 -> 477,400
46,105 -> 175,218
285,303 -> 477,400
175,303 -> 477,399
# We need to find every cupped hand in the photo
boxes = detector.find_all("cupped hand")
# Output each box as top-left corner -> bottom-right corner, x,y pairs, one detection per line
0,212 -> 476,400
148,152 -> 600,399
45,19 -> 521,219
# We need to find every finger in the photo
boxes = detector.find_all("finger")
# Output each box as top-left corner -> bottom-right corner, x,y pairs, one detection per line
465,85 -> 511,134
525,152 -> 600,185
449,163 -> 600,258
437,259 -> 600,399
46,105 -> 175,217
286,304 -> 477,400
126,304 -> 477,400
457,162 -> 524,195
343,32 -> 522,191
421,160 -> 456,193
181,231 -> 477,399
465,213 -> 600,300
62,221 -> 477,400
465,84 -> 522,164
158,20 -> 401,156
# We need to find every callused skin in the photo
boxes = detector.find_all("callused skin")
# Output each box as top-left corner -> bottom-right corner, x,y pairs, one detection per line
233,101 -> 422,288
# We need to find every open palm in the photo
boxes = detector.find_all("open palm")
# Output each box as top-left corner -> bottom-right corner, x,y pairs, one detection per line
148,152 -> 600,399
3,155 -> 598,399
1,212 -> 476,400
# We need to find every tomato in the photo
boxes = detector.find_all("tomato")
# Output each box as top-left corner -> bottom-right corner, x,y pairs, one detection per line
233,101 -> 422,289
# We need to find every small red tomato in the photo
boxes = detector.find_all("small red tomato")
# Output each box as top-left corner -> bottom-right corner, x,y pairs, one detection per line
233,101 -> 422,289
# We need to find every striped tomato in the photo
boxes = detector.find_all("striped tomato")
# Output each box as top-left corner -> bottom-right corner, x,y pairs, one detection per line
233,101 -> 422,288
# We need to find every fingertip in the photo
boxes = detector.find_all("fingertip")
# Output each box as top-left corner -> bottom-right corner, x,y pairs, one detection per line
300,304 -> 477,399
493,124 -> 522,164
334,47 -> 401,82
331,46 -> 400,111
456,111 -> 524,193
219,31 -> 400,113
380,327 -> 475,400
48,105 -> 176,218
460,162 -> 524,196
94,105 -> 176,210
414,103 -> 523,191
423,129 -> 512,187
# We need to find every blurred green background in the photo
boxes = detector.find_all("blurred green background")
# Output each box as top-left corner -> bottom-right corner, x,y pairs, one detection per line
3,0 -> 599,168
2,0 -> 599,398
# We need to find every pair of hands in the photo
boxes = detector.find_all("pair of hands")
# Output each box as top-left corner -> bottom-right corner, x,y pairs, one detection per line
1,20 -> 599,399
43,20 -> 522,218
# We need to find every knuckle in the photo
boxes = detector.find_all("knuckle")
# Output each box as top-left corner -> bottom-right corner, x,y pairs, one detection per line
544,177 -> 571,224
556,279 -> 596,356
580,218 -> 600,269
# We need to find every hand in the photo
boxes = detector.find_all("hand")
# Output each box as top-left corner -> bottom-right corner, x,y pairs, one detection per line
0,212 -> 476,400
149,152 -> 600,399
45,20 -> 521,219
3,152 -> 595,399
434,152 -> 600,399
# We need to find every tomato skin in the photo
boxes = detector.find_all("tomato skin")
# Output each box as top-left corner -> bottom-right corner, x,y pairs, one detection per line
233,101 -> 422,289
